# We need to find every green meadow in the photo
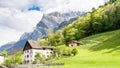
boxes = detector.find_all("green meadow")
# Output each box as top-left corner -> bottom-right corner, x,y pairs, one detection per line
41,29 -> 120,68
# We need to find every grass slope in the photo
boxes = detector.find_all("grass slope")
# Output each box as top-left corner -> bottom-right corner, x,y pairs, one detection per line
44,29 -> 120,68
83,29 -> 120,53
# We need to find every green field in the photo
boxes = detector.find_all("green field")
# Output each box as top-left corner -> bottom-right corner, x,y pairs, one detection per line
40,29 -> 120,68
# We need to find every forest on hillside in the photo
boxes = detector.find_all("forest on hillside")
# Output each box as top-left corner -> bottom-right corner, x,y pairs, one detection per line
39,0 -> 120,46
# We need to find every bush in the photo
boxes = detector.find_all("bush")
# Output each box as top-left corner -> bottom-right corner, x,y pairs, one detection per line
71,48 -> 78,56
33,59 -> 37,64
53,45 -> 72,57
34,52 -> 45,64
3,51 -> 23,66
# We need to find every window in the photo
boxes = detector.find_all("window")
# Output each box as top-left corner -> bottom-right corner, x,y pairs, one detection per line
24,50 -> 26,53
27,60 -> 29,63
50,52 -> 52,54
27,55 -> 29,58
25,61 -> 26,64
47,55 -> 49,58
27,50 -> 29,52
43,48 -> 45,50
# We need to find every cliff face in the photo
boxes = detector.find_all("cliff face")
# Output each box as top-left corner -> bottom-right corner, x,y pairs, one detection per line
20,11 -> 85,40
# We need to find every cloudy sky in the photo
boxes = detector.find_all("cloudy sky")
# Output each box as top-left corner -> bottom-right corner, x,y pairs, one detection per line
0,0 -> 108,46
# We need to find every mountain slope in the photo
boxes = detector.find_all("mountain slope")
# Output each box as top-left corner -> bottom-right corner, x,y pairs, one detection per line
20,11 -> 84,40
0,40 -> 26,54
0,11 -> 85,53
54,17 -> 78,30
62,0 -> 120,44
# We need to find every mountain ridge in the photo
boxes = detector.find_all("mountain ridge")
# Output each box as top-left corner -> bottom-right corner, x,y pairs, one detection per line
0,11 -> 85,53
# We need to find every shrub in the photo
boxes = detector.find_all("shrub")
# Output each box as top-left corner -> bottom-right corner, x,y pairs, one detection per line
71,48 -> 78,56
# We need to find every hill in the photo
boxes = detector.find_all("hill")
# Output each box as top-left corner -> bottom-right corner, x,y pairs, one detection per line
84,29 -> 120,52
51,29 -> 120,68
62,0 -> 120,44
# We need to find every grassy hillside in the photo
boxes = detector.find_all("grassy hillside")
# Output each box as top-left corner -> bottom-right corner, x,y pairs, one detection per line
83,29 -> 120,53
43,29 -> 120,68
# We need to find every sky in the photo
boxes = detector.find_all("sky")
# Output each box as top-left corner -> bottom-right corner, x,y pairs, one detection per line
0,0 -> 109,46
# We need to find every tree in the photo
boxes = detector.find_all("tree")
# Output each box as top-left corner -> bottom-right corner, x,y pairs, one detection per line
71,48 -> 78,56
1,50 -> 8,57
63,0 -> 120,40
48,30 -> 64,46
53,46 -> 63,58
53,45 -> 72,58
39,39 -> 49,46
3,51 -> 23,66
14,52 -> 23,64
4,57 -> 13,66
34,52 -> 45,64
33,59 -> 37,64
63,26 -> 78,43
109,0 -> 116,3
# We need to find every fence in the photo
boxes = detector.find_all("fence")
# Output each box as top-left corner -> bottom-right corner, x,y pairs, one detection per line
9,63 -> 64,68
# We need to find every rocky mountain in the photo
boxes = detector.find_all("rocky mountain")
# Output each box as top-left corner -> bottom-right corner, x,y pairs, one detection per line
54,17 -> 78,30
0,42 -> 15,52
0,11 -> 85,53
20,11 -> 85,40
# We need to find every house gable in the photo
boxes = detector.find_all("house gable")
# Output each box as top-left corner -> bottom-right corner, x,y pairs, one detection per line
23,41 -> 32,51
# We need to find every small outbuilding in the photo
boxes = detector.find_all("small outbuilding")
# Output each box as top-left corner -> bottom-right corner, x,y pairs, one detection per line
0,54 -> 4,64
67,40 -> 80,46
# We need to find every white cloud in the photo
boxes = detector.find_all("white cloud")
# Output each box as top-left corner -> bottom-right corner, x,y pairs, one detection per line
0,8 -> 43,46
0,26 -> 22,45
0,0 -> 34,10
0,0 -> 108,46
0,8 -> 43,31
0,0 -> 109,12
36,0 -> 109,13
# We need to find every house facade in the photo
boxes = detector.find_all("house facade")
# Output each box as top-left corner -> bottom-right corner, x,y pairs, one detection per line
23,40 -> 54,64
0,54 -> 4,64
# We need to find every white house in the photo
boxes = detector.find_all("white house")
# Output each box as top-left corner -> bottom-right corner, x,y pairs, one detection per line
0,54 -> 4,64
23,40 -> 54,64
